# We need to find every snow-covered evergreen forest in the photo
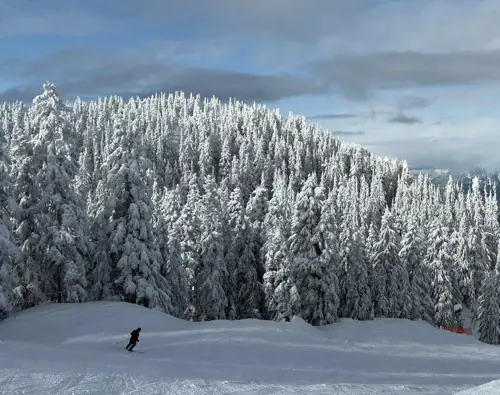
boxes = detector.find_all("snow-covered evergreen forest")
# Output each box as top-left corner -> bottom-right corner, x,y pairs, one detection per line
1,83 -> 500,344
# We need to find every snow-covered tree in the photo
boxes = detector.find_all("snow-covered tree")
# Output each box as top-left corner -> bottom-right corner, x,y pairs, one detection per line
338,199 -> 372,320
399,216 -> 432,322
262,172 -> 295,320
0,111 -> 18,319
176,173 -> 202,317
89,101 -> 173,312
478,263 -> 500,344
288,175 -> 339,324
426,218 -> 457,328
192,175 -> 228,321
14,84 -> 90,306
371,207 -> 400,317
228,187 -> 261,319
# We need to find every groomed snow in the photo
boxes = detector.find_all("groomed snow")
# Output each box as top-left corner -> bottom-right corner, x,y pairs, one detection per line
0,301 -> 499,394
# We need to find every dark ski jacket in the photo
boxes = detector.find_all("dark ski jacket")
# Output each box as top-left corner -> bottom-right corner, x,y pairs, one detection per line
129,328 -> 140,344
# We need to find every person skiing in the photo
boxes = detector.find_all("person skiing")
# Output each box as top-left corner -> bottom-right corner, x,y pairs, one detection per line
126,327 -> 141,351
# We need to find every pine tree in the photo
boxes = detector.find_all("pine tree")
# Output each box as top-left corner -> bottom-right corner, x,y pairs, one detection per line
338,200 -> 371,320
176,173 -> 202,317
288,175 -> 339,325
262,172 -> 295,320
90,101 -> 173,313
0,112 -> 18,319
164,224 -> 190,318
227,186 -> 261,319
468,177 -> 488,313
14,84 -> 90,305
245,177 -> 268,301
456,215 -> 474,308
483,186 -> 499,270
478,261 -> 500,344
193,175 -> 228,321
427,218 -> 457,328
153,186 -> 190,318
371,207 -> 399,317
399,216 -> 432,322
341,230 -> 372,320
311,187 -> 341,324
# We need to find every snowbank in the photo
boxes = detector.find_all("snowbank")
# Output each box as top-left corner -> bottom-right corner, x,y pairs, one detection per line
1,301 -> 500,394
455,380 -> 500,395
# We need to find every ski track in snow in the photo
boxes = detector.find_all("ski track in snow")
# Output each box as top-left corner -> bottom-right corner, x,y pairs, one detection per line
0,370 -> 472,395
0,301 -> 499,394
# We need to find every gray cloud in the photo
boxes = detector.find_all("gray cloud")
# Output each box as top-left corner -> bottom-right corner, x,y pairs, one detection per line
0,0 -> 361,41
0,88 -> 40,103
123,0 -> 362,43
4,1 -> 500,110
398,96 -> 431,110
0,1 -> 122,37
311,50 -> 500,98
122,68 -> 325,103
307,113 -> 357,120
388,113 -> 422,125
0,48 -> 325,104
363,138 -> 485,173
331,131 -> 365,136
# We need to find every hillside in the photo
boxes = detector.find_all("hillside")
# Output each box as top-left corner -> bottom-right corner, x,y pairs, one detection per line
456,380 -> 500,395
1,82 -> 500,372
0,301 -> 500,394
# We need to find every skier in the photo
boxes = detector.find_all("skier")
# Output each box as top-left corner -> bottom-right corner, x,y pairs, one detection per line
125,327 -> 141,351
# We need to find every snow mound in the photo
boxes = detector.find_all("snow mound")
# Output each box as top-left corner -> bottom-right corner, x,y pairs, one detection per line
455,380 -> 500,394
1,301 -> 500,394
0,301 -> 188,345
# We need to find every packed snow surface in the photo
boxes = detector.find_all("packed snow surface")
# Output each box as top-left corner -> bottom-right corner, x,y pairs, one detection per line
0,302 -> 499,394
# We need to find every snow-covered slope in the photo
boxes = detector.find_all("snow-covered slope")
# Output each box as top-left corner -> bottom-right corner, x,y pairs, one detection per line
456,380 -> 500,395
0,301 -> 499,394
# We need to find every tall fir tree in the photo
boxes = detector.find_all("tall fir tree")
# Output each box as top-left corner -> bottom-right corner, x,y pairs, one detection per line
0,109 -> 18,319
371,207 -> 399,317
477,254 -> 500,344
89,101 -> 173,313
14,83 -> 90,305
228,187 -> 261,319
193,175 -> 228,321
399,216 -> 432,322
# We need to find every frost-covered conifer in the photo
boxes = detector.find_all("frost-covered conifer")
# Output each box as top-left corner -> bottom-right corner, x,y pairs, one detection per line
228,187 -> 261,319
399,216 -> 432,322
371,207 -> 399,317
192,175 -> 228,321
90,101 -> 173,312
478,257 -> 500,345
0,110 -> 18,319
14,84 -> 90,305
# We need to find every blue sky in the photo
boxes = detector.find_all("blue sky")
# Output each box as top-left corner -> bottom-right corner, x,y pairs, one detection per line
1,0 -> 500,172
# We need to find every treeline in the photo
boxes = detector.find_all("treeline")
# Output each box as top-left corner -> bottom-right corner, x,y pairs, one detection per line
0,84 -> 499,344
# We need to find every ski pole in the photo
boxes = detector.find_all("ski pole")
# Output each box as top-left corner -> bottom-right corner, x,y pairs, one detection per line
117,337 -> 128,344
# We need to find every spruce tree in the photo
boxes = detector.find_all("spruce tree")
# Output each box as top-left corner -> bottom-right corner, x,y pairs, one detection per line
90,101 -> 173,312
371,207 -> 399,317
288,175 -> 340,325
478,265 -> 500,344
0,110 -> 18,319
193,175 -> 228,321
14,83 -> 90,305
399,216 -> 432,322
176,173 -> 202,317
227,186 -> 261,319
